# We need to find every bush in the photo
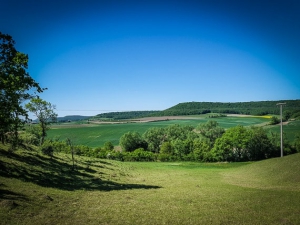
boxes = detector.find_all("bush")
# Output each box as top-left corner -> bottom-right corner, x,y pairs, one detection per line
40,141 -> 54,157
124,148 -> 156,162
269,116 -> 280,125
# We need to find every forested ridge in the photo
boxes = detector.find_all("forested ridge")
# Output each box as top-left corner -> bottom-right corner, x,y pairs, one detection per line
153,100 -> 300,116
94,111 -> 161,120
93,100 -> 300,120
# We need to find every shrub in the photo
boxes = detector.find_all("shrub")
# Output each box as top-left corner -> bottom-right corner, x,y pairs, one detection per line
269,116 -> 280,125
40,141 -> 54,157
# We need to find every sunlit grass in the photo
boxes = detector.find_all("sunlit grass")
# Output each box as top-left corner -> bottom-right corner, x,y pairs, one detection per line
1,144 -> 299,225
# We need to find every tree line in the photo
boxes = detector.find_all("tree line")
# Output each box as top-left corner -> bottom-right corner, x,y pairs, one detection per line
40,120 -> 300,162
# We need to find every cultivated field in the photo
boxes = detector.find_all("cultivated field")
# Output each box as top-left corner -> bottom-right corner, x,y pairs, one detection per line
47,115 -> 273,147
0,144 -> 299,225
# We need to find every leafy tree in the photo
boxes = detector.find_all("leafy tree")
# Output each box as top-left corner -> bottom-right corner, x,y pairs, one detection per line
196,120 -> 225,148
283,110 -> 292,121
25,98 -> 57,145
103,141 -> 114,151
212,125 -> 250,161
269,116 -> 280,125
119,131 -> 147,152
143,127 -> 166,153
160,141 -> 173,155
0,32 -> 43,146
246,127 -> 273,160
192,137 -> 211,161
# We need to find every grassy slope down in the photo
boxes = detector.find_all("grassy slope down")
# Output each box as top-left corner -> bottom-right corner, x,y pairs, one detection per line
1,144 -> 300,225
223,153 -> 300,191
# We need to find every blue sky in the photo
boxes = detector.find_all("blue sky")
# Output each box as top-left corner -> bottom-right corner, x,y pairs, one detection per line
1,0 -> 300,117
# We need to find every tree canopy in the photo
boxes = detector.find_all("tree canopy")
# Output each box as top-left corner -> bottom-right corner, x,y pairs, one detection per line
0,32 -> 43,146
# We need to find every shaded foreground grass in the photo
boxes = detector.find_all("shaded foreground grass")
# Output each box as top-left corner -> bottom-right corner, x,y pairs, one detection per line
0,144 -> 299,225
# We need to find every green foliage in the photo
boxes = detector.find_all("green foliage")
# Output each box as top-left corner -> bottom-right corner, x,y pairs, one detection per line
160,141 -> 173,155
196,120 -> 225,147
18,124 -> 44,146
246,127 -> 275,160
269,116 -> 280,125
143,127 -> 165,153
93,111 -> 160,120
152,100 -> 300,117
25,98 -> 57,144
0,32 -> 43,145
119,131 -> 147,152
103,141 -> 114,151
212,125 -> 250,161
40,141 -> 54,157
293,134 -> 300,153
192,137 -> 211,161
123,148 -> 156,162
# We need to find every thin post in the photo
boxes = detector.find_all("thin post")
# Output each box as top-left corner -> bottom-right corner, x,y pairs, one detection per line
276,103 -> 286,157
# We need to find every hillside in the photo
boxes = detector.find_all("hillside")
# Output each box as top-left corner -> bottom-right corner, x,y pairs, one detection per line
223,153 -> 300,191
93,110 -> 160,120
153,100 -> 300,116
0,144 -> 299,224
57,115 -> 91,122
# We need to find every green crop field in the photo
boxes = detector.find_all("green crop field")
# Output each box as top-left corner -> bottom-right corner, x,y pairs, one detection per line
266,120 -> 300,142
47,115 -> 272,147
1,144 -> 299,225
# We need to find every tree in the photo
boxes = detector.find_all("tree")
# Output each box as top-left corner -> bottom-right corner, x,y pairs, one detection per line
143,127 -> 166,153
25,98 -> 57,145
119,131 -> 147,152
103,141 -> 114,151
0,32 -> 43,146
246,127 -> 273,160
269,116 -> 280,125
212,125 -> 250,161
196,120 -> 225,148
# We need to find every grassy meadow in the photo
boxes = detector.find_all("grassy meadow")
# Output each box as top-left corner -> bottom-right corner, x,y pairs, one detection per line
0,144 -> 299,225
47,115 -> 272,147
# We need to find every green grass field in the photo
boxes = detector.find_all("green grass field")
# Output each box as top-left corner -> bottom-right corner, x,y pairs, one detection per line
1,144 -> 299,225
47,115 -> 272,147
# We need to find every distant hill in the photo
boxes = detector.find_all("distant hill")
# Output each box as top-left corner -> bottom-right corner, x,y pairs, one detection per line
56,115 -> 91,122
93,111 -> 161,120
152,100 -> 300,116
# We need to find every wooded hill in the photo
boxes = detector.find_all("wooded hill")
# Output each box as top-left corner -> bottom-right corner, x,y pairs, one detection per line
152,100 -> 300,116
93,111 -> 160,120
93,100 -> 300,120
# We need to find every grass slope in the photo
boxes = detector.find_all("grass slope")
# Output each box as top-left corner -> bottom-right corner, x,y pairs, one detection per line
223,153 -> 300,191
1,144 -> 299,225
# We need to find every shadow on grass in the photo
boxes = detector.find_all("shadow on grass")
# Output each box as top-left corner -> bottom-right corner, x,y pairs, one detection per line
0,149 -> 161,192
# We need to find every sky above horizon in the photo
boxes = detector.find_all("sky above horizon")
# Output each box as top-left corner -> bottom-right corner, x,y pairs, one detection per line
1,0 -> 300,117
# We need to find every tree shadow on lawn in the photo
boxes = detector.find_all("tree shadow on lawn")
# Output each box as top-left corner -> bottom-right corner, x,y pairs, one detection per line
0,149 -> 161,192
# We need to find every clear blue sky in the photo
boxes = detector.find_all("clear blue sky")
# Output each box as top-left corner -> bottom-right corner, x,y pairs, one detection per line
1,0 -> 300,117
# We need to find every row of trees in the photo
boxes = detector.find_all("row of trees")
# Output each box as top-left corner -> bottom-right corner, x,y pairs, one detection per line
21,120 -> 299,162
117,121 -> 299,162
1,32 -> 56,148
